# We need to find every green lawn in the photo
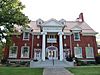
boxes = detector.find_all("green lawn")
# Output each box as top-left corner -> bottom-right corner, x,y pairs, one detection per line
68,67 -> 100,75
0,67 -> 43,75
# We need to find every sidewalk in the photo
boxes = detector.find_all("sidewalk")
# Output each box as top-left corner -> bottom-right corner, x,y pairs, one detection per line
43,68 -> 74,75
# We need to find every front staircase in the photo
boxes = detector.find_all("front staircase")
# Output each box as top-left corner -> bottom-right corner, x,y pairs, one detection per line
30,60 -> 74,68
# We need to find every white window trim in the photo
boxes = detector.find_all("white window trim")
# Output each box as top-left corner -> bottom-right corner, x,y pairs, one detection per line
21,46 -> 30,58
23,32 -> 30,40
9,46 -> 18,58
74,32 -> 80,41
74,47 -> 82,58
85,47 -> 94,58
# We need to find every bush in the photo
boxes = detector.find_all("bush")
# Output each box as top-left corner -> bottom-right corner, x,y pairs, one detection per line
20,61 -> 30,67
20,61 -> 27,65
87,61 -> 96,64
5,63 -> 11,67
45,57 -> 48,59
1,58 -> 7,64
14,61 -> 20,67
33,59 -> 38,62
25,61 -> 30,67
74,58 -> 87,66
95,56 -> 100,64
66,56 -> 73,62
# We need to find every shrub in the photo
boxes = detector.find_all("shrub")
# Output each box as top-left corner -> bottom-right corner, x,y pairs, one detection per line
66,56 -> 73,62
25,61 -> 30,67
95,55 -> 100,64
1,58 -> 7,64
74,58 -> 87,66
33,59 -> 38,62
20,61 -> 27,65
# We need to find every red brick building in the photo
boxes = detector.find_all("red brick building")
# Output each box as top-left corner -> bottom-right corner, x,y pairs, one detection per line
4,13 -> 98,62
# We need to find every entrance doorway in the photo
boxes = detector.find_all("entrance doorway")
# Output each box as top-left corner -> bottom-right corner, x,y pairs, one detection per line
48,50 -> 57,60
46,46 -> 58,60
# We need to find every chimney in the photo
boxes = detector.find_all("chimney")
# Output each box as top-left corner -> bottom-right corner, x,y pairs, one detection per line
76,13 -> 84,22
79,13 -> 84,22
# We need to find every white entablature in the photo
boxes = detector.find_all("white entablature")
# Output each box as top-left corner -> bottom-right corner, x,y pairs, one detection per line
40,18 -> 65,32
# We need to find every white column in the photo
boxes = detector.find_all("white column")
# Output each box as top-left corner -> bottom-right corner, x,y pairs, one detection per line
58,32 -> 63,61
42,32 -> 46,61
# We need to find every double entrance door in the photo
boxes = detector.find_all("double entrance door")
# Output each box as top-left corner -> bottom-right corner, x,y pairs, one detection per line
48,50 -> 58,60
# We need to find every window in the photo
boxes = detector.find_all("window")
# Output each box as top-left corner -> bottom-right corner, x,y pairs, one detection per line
23,32 -> 29,40
21,46 -> 29,58
9,46 -> 18,58
74,47 -> 82,58
47,35 -> 56,39
74,32 -> 80,41
85,47 -> 94,58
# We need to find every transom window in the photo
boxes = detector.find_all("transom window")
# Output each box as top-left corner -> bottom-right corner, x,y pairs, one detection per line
74,47 -> 82,58
47,35 -> 56,38
21,46 -> 29,58
85,47 -> 94,58
74,32 -> 80,41
9,46 -> 18,58
23,32 -> 29,40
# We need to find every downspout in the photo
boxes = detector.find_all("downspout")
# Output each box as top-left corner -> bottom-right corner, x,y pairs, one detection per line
70,32 -> 72,57
31,32 -> 34,60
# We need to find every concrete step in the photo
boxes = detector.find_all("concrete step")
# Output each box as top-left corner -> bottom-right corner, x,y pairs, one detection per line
30,60 -> 74,68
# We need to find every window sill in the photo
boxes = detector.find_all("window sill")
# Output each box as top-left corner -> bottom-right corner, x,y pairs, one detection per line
9,56 -> 17,58
74,39 -> 81,41
23,39 -> 29,41
86,57 -> 94,58
21,57 -> 29,58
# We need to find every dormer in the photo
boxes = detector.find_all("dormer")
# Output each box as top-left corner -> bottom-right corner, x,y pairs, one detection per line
71,25 -> 82,32
36,18 -> 44,25
59,19 -> 66,25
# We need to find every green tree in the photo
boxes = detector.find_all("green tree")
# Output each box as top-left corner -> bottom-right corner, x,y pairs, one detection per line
0,0 -> 30,59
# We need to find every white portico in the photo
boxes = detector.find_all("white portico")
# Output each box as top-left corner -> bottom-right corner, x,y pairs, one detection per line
37,18 -> 66,61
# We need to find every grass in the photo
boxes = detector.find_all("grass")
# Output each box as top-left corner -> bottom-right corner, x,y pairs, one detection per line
0,67 -> 43,75
68,67 -> 100,75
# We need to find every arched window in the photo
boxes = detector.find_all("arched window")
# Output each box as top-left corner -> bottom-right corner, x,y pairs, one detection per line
21,46 -> 29,58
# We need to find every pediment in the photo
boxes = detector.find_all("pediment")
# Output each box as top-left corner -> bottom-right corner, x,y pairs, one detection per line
71,26 -> 82,31
41,18 -> 64,27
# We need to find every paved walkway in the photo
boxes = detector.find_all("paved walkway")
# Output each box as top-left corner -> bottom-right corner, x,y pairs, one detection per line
43,68 -> 74,75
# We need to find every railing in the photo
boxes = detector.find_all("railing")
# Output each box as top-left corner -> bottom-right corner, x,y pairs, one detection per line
47,38 -> 57,43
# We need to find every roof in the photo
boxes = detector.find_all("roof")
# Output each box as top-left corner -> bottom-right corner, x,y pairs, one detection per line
63,21 -> 97,33
15,19 -> 97,34
29,20 -> 97,34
